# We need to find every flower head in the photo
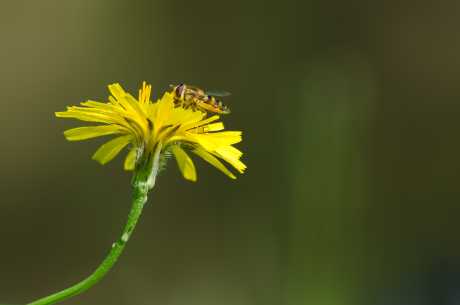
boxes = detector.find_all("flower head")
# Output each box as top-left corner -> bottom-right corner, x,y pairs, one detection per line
56,82 -> 246,181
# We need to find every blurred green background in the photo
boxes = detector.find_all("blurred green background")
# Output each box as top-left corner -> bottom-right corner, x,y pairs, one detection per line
2,1 -> 460,304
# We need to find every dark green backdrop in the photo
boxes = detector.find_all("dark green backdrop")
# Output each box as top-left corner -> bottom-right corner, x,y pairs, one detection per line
1,1 -> 460,304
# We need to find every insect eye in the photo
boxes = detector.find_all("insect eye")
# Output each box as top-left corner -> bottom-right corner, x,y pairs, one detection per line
176,84 -> 184,96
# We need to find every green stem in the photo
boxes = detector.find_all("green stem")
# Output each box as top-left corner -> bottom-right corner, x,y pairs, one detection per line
27,144 -> 162,305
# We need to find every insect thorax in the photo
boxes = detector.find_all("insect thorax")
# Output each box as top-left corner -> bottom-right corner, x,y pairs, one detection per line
172,84 -> 230,114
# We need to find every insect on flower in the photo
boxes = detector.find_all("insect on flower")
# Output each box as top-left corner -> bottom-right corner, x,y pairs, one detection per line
56,82 -> 246,181
171,83 -> 231,115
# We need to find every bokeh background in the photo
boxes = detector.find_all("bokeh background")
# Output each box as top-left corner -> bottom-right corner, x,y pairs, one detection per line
1,1 -> 460,304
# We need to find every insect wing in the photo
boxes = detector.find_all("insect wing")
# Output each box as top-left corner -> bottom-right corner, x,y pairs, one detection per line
205,89 -> 231,97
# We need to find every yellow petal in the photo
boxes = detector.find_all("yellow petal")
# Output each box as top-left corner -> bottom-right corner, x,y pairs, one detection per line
55,110 -> 116,124
206,122 -> 224,131
171,146 -> 197,182
168,101 -> 204,125
92,135 -> 132,165
216,145 -> 243,159
125,94 -> 148,118
213,146 -> 246,173
124,147 -> 137,171
63,125 -> 123,141
108,84 -> 146,122
152,92 -> 175,128
181,115 -> 220,132
188,122 -> 225,134
192,131 -> 242,149
57,106 -> 131,127
108,83 -> 127,101
192,147 -> 236,179
80,100 -> 118,111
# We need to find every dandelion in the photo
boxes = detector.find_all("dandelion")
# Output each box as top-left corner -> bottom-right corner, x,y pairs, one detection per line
27,82 -> 245,305
56,81 -> 245,184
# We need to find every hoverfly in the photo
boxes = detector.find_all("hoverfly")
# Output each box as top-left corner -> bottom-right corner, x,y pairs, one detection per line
170,83 -> 231,115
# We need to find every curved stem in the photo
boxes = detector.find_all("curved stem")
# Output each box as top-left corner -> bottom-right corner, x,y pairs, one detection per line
27,144 -> 162,305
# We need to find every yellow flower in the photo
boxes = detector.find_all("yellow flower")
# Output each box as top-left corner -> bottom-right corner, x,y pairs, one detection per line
56,82 -> 246,181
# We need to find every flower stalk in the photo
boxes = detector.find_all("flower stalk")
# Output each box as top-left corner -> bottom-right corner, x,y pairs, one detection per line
27,144 -> 163,305
27,81 -> 246,304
